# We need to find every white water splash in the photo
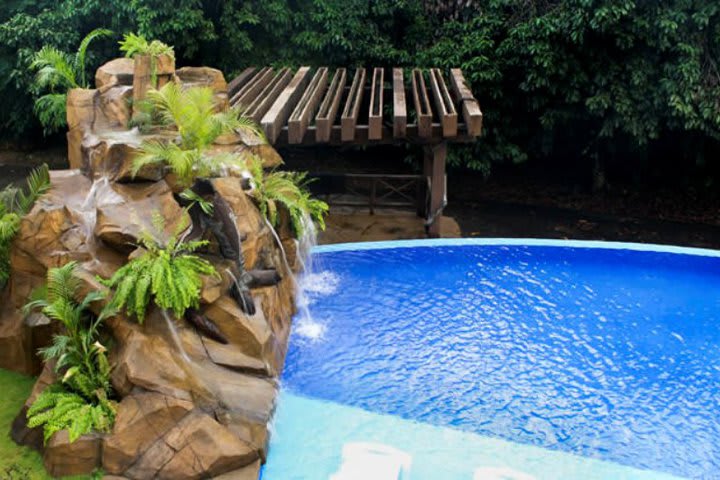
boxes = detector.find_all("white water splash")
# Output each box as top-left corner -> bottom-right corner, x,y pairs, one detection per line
262,214 -> 329,341
293,315 -> 327,341
300,271 -> 340,297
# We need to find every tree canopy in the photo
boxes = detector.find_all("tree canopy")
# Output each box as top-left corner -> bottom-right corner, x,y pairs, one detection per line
1,0 -> 719,180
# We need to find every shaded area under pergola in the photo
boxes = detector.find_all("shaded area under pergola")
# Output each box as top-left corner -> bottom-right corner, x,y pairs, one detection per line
228,66 -> 483,236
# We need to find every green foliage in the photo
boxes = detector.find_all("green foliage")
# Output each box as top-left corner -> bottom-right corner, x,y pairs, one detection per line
100,217 -> 217,323
132,82 -> 263,187
0,164 -> 50,286
119,32 -> 174,59
27,385 -> 114,444
23,261 -> 115,444
29,28 -> 112,134
2,1 -> 720,178
248,156 -> 329,236
180,188 -> 214,216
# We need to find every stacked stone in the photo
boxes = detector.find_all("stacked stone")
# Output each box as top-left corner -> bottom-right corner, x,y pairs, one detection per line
0,56 -> 298,479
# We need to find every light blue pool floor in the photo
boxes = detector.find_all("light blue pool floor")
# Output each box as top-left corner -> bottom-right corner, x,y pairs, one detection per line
263,392 -> 684,480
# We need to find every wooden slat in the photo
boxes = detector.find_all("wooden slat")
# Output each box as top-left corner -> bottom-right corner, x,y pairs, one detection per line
411,69 -> 433,138
244,68 -> 293,123
316,68 -> 347,142
429,69 -> 458,137
227,67 -> 256,98
231,67 -> 274,110
449,68 -> 482,136
288,67 -> 329,144
261,67 -> 312,143
341,68 -> 366,142
368,67 -> 384,140
392,68 -> 407,138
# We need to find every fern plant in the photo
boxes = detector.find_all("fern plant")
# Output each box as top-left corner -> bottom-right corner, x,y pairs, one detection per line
30,29 -> 113,134
27,385 -> 115,444
119,33 -> 174,88
23,261 -> 115,444
131,82 -> 263,187
0,164 -> 51,286
100,215 -> 217,323
119,32 -> 174,59
248,156 -> 328,236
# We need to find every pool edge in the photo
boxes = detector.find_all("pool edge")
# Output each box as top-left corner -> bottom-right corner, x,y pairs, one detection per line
313,238 -> 720,258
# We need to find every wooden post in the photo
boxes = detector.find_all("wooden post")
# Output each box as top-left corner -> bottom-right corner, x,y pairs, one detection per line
424,142 -> 446,238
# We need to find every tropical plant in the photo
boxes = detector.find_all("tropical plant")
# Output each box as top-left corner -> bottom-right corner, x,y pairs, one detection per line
100,214 -> 217,323
131,82 -> 264,187
119,32 -> 174,59
23,261 -> 115,444
0,165 -> 51,286
248,156 -> 328,236
30,28 -> 113,134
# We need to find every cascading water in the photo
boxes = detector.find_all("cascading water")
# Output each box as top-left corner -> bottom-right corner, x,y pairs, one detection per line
263,214 -> 329,341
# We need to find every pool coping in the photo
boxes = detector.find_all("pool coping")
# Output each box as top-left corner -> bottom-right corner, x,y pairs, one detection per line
313,238 -> 720,258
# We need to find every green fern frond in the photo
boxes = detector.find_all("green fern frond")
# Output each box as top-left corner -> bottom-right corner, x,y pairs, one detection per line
101,225 -> 216,323
30,46 -> 78,90
75,28 -> 113,87
119,33 -> 174,59
34,94 -> 68,135
247,156 -> 328,236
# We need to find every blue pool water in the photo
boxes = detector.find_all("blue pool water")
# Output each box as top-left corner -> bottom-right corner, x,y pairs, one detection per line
263,240 -> 720,479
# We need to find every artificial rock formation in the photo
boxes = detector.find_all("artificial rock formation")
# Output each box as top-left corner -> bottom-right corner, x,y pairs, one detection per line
2,57 -> 299,479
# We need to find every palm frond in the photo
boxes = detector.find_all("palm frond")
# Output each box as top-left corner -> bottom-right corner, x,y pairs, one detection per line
34,94 -> 68,135
75,28 -> 113,87
31,46 -> 78,90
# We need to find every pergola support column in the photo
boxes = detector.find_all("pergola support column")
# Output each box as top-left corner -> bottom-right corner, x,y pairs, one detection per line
423,142 -> 447,238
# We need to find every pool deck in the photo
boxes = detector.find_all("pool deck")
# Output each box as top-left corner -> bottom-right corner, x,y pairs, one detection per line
319,208 -> 461,244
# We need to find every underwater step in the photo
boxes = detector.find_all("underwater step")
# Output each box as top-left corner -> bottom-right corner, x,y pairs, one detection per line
262,392 -> 684,480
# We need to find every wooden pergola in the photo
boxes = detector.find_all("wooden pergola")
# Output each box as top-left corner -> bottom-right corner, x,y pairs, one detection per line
228,67 -> 483,237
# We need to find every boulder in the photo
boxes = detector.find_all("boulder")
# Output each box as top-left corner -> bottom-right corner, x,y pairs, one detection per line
176,66 -> 227,93
103,391 -> 194,475
66,88 -> 97,131
109,318 -> 196,401
43,430 -> 103,477
79,130 -> 169,182
211,177 -> 273,270
125,411 -> 258,480
202,296 -> 273,361
176,67 -> 229,111
94,180 -> 190,251
96,58 -> 135,89
96,85 -> 133,131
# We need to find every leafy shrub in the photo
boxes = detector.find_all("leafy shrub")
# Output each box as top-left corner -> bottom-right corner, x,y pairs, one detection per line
0,164 -> 51,286
132,82 -> 263,187
100,216 -> 217,323
30,28 -> 112,134
119,32 -> 174,59
23,261 -> 115,444
248,156 -> 328,236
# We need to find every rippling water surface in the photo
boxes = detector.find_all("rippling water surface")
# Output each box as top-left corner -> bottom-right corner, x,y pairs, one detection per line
277,244 -> 720,479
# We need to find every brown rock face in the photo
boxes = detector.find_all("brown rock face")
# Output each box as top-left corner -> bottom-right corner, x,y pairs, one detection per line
103,392 -> 194,474
96,58 -> 135,89
176,66 -> 229,111
94,180 -> 190,251
125,412 -> 258,480
3,57 -> 300,480
67,88 -> 97,131
43,430 -> 103,477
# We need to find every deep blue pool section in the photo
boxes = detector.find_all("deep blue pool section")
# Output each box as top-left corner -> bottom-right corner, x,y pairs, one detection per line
283,241 -> 720,479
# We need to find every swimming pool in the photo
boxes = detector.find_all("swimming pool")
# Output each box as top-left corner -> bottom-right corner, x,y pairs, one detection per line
263,239 -> 720,479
